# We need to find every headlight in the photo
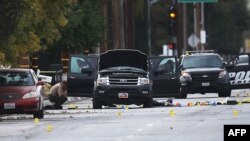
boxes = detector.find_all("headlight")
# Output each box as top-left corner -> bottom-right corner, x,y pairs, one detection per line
182,72 -> 192,79
139,78 -> 150,85
97,77 -> 108,86
23,92 -> 38,99
219,70 -> 227,78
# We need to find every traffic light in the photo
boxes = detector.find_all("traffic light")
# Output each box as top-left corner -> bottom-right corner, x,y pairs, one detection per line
168,4 -> 177,35
168,42 -> 176,50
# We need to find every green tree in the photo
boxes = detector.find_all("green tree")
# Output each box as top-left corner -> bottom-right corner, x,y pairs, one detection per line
206,0 -> 250,54
55,0 -> 104,53
0,0 -> 73,65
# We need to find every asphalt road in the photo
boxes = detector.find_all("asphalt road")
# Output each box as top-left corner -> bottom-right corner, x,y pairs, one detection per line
0,90 -> 250,141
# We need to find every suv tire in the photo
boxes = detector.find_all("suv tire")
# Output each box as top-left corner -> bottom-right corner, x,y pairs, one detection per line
93,99 -> 102,109
143,99 -> 153,108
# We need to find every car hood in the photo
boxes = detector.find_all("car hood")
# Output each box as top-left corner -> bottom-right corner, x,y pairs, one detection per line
99,49 -> 147,71
0,86 -> 35,95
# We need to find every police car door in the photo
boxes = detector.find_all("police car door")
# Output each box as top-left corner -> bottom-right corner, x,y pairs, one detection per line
67,55 -> 98,97
149,56 -> 179,97
227,54 -> 250,89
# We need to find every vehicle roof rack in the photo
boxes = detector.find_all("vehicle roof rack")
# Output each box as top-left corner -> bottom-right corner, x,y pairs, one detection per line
186,50 -> 215,55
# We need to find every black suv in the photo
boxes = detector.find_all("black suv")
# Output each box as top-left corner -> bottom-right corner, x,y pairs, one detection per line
92,49 -> 152,109
178,51 -> 231,98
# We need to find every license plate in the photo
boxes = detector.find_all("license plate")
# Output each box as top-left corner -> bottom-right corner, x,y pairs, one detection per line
4,103 -> 15,109
118,93 -> 128,99
202,82 -> 210,87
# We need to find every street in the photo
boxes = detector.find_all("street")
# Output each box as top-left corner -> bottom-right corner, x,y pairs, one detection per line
1,90 -> 250,141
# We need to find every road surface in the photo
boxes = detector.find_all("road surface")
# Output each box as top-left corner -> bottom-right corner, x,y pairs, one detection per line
1,90 -> 250,141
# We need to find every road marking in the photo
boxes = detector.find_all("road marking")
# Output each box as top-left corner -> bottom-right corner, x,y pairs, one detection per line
137,128 -> 144,132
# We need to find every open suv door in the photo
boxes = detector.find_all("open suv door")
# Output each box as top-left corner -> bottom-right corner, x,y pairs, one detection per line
67,55 -> 98,97
148,56 -> 179,98
227,54 -> 250,90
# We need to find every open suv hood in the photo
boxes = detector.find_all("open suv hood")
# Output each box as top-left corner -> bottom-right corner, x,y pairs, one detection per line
99,49 -> 147,71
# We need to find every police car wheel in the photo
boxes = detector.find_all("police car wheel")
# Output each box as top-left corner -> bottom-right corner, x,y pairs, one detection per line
218,89 -> 231,97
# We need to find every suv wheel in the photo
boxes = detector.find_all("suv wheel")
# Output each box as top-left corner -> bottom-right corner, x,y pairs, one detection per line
179,88 -> 187,99
143,99 -> 153,108
93,99 -> 102,109
218,89 -> 231,97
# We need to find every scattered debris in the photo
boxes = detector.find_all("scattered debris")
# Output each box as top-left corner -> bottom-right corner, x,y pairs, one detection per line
68,104 -> 77,109
227,100 -> 238,105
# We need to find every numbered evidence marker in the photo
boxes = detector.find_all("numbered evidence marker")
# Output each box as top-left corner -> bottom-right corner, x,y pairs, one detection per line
46,124 -> 53,132
34,118 -> 39,124
169,109 -> 175,117
233,110 -> 239,117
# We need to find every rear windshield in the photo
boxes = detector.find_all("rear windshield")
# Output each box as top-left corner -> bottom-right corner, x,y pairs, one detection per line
182,55 -> 223,69
0,72 -> 35,86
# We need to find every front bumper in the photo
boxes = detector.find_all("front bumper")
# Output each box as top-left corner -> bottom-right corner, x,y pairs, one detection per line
180,77 -> 230,93
0,97 -> 40,114
94,84 -> 151,105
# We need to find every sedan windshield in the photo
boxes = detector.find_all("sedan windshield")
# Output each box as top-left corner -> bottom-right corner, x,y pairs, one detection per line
0,72 -> 35,86
183,55 -> 223,69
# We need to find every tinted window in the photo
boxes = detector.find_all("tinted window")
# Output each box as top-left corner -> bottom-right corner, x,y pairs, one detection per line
157,58 -> 176,73
70,57 -> 90,73
182,55 -> 223,68
0,72 -> 35,86
236,55 -> 249,66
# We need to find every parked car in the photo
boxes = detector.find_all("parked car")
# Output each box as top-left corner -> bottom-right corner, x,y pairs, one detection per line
0,69 -> 44,119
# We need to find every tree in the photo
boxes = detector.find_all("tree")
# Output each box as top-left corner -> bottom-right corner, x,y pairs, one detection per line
206,0 -> 250,54
0,0 -> 73,65
55,0 -> 104,53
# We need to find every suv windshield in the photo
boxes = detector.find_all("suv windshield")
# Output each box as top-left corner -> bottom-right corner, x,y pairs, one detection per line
182,55 -> 223,69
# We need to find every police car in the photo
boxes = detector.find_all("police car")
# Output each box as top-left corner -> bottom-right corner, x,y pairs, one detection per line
178,50 -> 231,98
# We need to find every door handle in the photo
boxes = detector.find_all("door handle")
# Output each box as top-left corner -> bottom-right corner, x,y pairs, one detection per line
69,76 -> 75,79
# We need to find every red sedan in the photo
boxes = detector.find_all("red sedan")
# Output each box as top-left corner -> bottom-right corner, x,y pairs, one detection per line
0,69 -> 44,119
